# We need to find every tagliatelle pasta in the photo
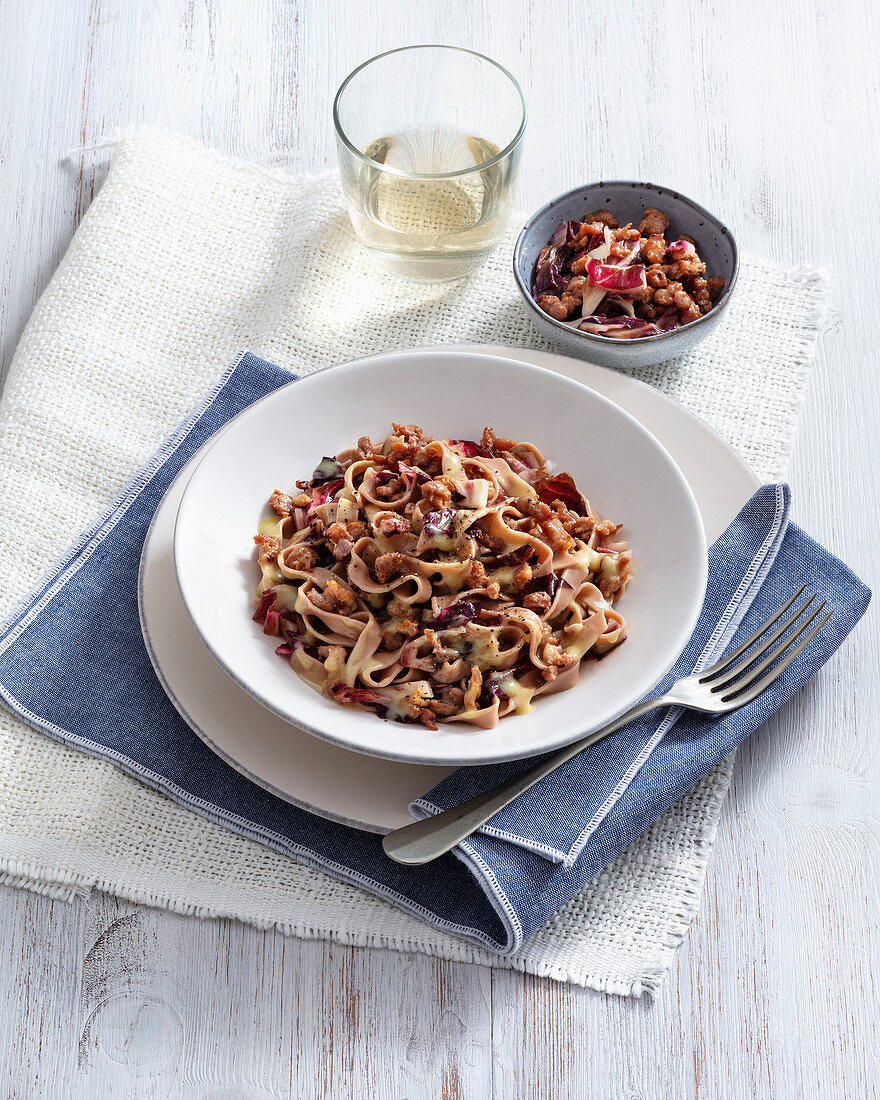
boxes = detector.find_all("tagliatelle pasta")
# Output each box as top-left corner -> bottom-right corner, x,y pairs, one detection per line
251,425 -> 631,730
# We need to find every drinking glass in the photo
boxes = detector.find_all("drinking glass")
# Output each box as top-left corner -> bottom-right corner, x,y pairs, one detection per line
333,45 -> 526,283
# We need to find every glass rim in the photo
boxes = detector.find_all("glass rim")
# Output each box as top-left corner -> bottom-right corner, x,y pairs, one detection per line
332,44 -> 527,181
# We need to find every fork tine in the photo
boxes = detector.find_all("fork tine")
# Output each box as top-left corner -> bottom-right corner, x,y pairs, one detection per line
706,594 -> 820,690
712,600 -> 826,696
699,585 -> 814,686
699,585 -> 810,683
719,609 -> 834,705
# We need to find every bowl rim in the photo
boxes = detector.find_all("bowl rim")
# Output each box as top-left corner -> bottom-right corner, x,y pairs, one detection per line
512,180 -> 739,346
172,347 -> 708,766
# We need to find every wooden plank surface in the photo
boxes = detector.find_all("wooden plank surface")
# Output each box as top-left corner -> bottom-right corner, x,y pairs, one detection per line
0,0 -> 877,1096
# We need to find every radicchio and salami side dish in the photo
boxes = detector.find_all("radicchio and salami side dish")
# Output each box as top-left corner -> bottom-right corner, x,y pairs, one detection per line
252,425 -> 632,730
532,207 -> 726,339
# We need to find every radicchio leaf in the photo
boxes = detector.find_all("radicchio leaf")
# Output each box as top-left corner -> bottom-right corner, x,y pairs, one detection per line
423,599 -> 481,628
448,439 -> 492,458
586,258 -> 647,294
500,544 -> 533,564
252,589 -> 276,624
478,673 -> 510,708
667,238 -> 697,259
579,316 -> 662,339
311,457 -> 344,485
422,508 -> 455,538
532,220 -> 579,296
534,472 -> 588,515
655,306 -> 680,331
527,571 -> 561,600
330,683 -> 389,720
398,462 -> 431,485
311,478 -> 344,506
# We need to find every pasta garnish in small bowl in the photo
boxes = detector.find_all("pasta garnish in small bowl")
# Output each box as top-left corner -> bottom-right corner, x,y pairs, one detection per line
252,424 -> 631,730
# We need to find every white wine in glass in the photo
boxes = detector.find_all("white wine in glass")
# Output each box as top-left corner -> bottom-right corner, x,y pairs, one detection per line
335,48 -> 526,283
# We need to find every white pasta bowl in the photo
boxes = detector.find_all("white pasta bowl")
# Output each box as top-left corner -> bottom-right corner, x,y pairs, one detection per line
173,348 -> 707,766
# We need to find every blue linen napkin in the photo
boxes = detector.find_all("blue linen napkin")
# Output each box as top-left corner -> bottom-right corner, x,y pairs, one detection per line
0,352 -> 870,954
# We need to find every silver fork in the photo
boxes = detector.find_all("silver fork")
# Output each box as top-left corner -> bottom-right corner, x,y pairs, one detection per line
382,587 -> 832,866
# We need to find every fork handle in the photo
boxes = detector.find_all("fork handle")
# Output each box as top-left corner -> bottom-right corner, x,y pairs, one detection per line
382,693 -> 676,866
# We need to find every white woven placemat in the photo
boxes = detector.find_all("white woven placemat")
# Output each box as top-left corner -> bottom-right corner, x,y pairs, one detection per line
0,128 -> 829,997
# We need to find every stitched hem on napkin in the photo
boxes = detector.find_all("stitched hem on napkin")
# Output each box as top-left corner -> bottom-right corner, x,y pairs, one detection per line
409,483 -> 791,865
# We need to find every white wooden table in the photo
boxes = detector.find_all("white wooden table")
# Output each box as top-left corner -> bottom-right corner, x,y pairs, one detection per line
1,2 -> 877,1096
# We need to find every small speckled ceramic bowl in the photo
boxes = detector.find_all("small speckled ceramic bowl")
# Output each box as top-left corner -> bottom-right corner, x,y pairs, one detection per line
513,181 -> 738,370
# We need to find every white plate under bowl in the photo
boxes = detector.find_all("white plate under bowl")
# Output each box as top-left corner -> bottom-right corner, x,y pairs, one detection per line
172,349 -> 708,766
140,344 -> 757,832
